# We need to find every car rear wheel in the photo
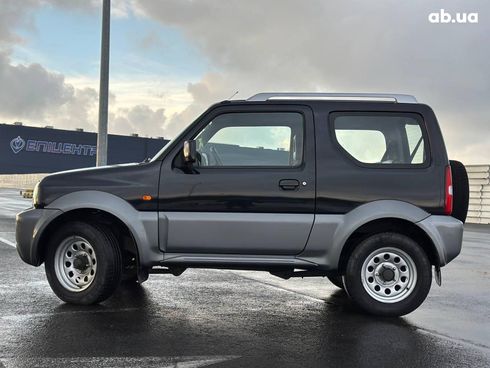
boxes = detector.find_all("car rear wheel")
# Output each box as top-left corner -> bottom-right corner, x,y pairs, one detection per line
343,232 -> 432,317
45,221 -> 122,305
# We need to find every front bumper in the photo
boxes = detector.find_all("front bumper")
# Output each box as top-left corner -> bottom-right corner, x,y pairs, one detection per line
16,208 -> 62,266
417,215 -> 464,266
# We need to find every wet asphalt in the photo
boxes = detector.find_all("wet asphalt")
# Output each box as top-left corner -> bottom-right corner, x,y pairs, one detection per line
0,188 -> 488,367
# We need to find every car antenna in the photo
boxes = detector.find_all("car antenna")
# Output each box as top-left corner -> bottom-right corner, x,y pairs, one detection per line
227,90 -> 239,100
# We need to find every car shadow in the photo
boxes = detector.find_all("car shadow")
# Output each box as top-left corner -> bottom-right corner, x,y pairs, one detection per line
9,282 -> 483,368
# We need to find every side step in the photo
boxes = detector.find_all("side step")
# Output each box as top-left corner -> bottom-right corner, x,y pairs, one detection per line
160,253 -> 318,269
148,266 -> 332,279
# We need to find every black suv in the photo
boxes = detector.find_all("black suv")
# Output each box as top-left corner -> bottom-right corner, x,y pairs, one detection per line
16,92 -> 469,316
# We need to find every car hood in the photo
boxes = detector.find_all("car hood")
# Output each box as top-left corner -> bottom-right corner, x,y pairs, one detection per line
37,161 -> 161,210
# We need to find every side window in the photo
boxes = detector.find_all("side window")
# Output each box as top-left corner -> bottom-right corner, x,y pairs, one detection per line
335,130 -> 386,164
405,123 -> 425,164
194,112 -> 304,167
333,113 -> 427,165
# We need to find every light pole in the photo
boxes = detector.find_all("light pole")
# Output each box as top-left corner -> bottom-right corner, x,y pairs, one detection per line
96,0 -> 110,166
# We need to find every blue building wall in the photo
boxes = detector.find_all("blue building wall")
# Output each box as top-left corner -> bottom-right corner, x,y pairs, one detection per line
0,124 -> 168,174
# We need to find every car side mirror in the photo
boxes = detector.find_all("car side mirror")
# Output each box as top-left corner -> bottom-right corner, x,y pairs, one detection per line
183,140 -> 197,163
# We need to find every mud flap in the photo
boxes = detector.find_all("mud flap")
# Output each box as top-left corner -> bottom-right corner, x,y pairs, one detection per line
434,265 -> 442,286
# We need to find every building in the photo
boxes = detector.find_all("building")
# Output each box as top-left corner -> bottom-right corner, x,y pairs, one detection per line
0,123 -> 169,174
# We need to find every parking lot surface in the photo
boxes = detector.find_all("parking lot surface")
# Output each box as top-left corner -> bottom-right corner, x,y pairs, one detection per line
0,188 -> 489,367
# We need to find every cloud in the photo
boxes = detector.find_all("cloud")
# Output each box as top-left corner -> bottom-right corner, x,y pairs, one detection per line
0,0 -> 170,139
1,0 -> 489,163
0,50 -> 166,136
0,52 -> 167,137
0,0 -> 38,45
42,0 -> 99,12
0,50 -> 102,132
0,0 -> 101,128
110,104 -> 166,136
0,51 -> 74,118
133,0 -> 490,163
163,72 -> 229,137
48,87 -> 99,131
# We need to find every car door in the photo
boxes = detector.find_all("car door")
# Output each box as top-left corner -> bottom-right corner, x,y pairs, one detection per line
158,104 -> 315,255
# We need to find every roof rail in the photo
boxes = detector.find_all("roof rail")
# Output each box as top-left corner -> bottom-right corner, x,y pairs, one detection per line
247,92 -> 417,104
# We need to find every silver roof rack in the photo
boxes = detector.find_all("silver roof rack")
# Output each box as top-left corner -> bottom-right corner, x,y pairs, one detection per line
247,92 -> 417,104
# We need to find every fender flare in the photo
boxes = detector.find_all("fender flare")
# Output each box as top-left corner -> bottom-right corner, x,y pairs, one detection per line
299,200 -> 434,268
44,190 -> 161,268
334,200 -> 431,251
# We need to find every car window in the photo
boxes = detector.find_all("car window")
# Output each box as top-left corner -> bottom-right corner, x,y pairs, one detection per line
194,112 -> 304,167
405,123 -> 425,164
335,130 -> 386,163
333,113 -> 427,165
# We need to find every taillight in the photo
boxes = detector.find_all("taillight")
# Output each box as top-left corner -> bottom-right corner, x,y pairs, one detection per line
444,165 -> 453,215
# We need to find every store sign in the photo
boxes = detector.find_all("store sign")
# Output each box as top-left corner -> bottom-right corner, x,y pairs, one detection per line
10,136 -> 25,154
10,136 -> 96,156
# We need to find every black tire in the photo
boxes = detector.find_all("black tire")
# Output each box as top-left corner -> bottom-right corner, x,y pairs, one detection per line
108,227 -> 139,286
121,253 -> 138,283
343,232 -> 432,317
450,160 -> 469,223
45,221 -> 122,305
327,275 -> 344,289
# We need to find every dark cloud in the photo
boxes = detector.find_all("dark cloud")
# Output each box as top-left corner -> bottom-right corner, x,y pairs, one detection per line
0,50 -> 101,131
135,0 -> 490,163
1,0 -> 488,162
0,51 -> 74,118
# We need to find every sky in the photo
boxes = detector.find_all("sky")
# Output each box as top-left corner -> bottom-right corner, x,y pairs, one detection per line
0,0 -> 488,164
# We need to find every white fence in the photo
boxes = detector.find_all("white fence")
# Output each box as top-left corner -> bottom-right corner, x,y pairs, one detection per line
467,165 -> 490,224
0,166 -> 489,224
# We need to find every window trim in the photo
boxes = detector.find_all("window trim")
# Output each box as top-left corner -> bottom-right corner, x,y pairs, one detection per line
329,111 -> 431,169
176,110 -> 307,170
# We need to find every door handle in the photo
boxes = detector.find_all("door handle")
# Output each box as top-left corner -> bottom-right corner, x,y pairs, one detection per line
279,179 -> 300,190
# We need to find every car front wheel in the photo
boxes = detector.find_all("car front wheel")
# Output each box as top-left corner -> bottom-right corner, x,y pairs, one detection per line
45,221 -> 122,305
343,232 -> 432,317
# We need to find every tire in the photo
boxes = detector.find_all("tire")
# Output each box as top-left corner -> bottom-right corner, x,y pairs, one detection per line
327,275 -> 344,289
45,221 -> 122,305
450,160 -> 469,223
121,253 -> 138,283
343,232 -> 432,317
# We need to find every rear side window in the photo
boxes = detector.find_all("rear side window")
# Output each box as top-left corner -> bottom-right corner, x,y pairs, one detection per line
332,113 -> 428,166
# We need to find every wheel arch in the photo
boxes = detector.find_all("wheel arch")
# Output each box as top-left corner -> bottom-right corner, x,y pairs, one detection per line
38,191 -> 160,275
300,200 -> 442,270
337,217 -> 439,275
38,208 -> 138,264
